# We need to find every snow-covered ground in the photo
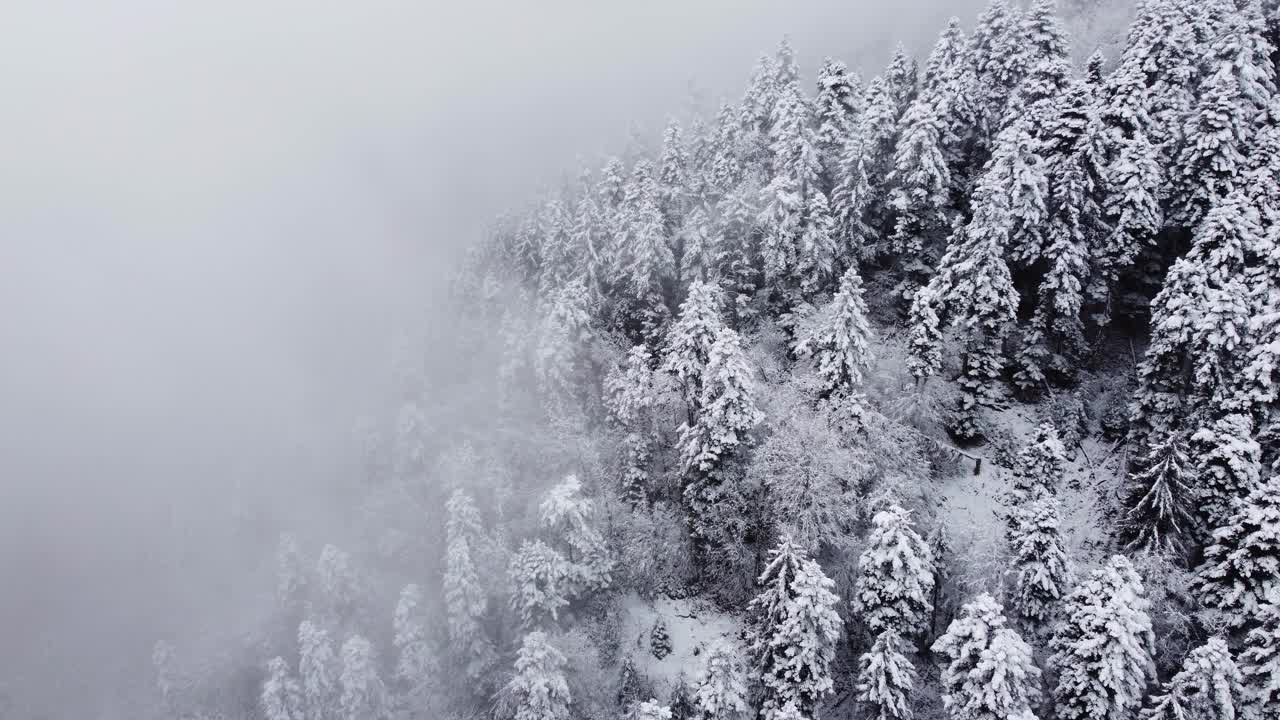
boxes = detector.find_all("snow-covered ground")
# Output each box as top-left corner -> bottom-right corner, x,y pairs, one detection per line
617,592 -> 744,700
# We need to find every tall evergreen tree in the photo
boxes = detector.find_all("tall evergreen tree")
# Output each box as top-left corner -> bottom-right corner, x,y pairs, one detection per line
932,594 -> 1041,720
393,584 -> 433,691
1049,556 -> 1156,720
888,94 -> 952,270
853,504 -> 935,636
1190,413 -> 1263,537
815,58 -> 860,194
339,636 -> 388,720
262,657 -> 304,720
1009,494 -> 1072,623
792,266 -> 873,396
747,536 -> 842,720
856,628 -> 916,720
505,632 -> 571,720
1194,473 -> 1280,624
1118,433 -> 1197,557
1140,637 -> 1244,720
694,642 -> 750,720
662,279 -> 725,411
1241,587 -> 1280,718
678,327 -> 763,475
298,621 -> 340,720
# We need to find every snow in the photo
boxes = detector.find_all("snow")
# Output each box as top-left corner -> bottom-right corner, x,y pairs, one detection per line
617,592 -> 744,700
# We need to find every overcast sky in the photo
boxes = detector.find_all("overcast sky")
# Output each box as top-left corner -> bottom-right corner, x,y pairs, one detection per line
0,1 -> 1023,716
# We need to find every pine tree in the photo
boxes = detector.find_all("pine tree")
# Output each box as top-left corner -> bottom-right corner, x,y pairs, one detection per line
694,642 -> 750,720
539,474 -> 614,594
444,499 -> 493,678
1050,556 -> 1156,720
748,536 -> 842,720
932,594 -> 1041,720
635,699 -> 674,720
796,190 -> 838,296
679,204 -> 716,284
1194,473 -> 1280,624
888,94 -> 952,267
815,58 -> 860,191
509,539 -> 570,629
678,327 -> 763,474
1009,423 -> 1068,507
859,74 -> 904,236
624,160 -> 676,321
393,584 -> 433,691
276,532 -> 308,618
1039,154 -> 1094,360
966,0 -> 1029,156
339,636 -> 388,720
298,620 -> 340,720
1118,433 -> 1197,557
1013,0 -> 1072,118
1128,192 -> 1259,451
707,103 -> 743,200
833,119 -> 874,260
853,505 -> 935,636
906,288 -> 943,381
650,616 -> 672,660
660,120 -> 690,229
505,631 -> 571,720
792,266 -> 873,396
316,544 -> 359,629
1094,122 -> 1162,325
1140,637 -> 1244,720
662,279 -> 725,410
856,628 -> 916,720
1009,494 -> 1072,622
535,278 -> 593,404
1190,413 -> 1263,537
262,657 -> 304,720
1241,587 -> 1280,718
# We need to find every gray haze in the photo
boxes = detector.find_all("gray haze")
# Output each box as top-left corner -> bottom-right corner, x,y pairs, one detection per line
0,0 -> 1036,716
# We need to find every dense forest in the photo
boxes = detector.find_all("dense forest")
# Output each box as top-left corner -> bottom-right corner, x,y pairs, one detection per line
147,1 -> 1280,720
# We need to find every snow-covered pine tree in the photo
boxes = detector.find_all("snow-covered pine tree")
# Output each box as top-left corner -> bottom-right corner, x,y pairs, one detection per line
906,288 -> 943,382
678,327 -> 763,475
316,544 -> 359,630
832,119 -> 874,261
747,536 -> 842,720
888,92 -> 952,271
262,657 -> 304,720
1009,423 -> 1068,508
991,119 -> 1050,269
679,204 -> 716,285
623,160 -> 676,329
1242,587 -> 1280,717
856,628 -> 916,720
1012,0 -> 1071,120
815,58 -> 860,194
796,190 -> 838,297
1118,433 -> 1197,557
1190,413 -> 1263,538
662,279 -> 725,412
853,504 -> 935,636
535,278 -> 593,405
650,616 -> 671,660
276,532 -> 308,618
859,74 -> 904,243
792,266 -> 873,396
965,0 -> 1029,161
539,475 -> 614,594
694,642 -> 750,720
298,620 -> 340,720
1049,556 -> 1156,720
1169,10 -> 1274,228
1009,494 -> 1072,623
1194,472 -> 1280,625
1128,191 -> 1260,452
339,636 -> 388,720
1039,153 -> 1094,361
660,120 -> 689,231
508,539 -> 570,629
444,497 -> 493,678
1093,119 -> 1162,326
1140,637 -> 1244,720
505,631 -> 571,720
393,584 -> 433,691
932,594 -> 1041,720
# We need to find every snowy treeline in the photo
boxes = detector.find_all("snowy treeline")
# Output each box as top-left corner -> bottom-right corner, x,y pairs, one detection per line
148,2 -> 1280,720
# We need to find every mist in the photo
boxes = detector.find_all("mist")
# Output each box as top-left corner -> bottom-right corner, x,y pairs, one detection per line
0,1 -> 991,717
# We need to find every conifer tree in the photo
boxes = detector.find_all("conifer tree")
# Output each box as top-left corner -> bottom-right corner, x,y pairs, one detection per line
624,160 -> 676,323
1009,423 -> 1068,507
635,699 -> 674,720
662,279 -> 725,410
853,505 -> 935,636
339,636 -> 388,720
679,204 -> 716,284
1050,556 -> 1156,720
316,544 -> 359,629
792,266 -> 873,396
393,584 -> 433,691
1009,494 -> 1072,622
1190,413 -> 1263,537
535,278 -> 593,404
832,121 -> 874,260
747,536 -> 842,720
1128,192 -> 1259,451
966,0 -> 1028,157
1039,154 -> 1094,359
262,657 -> 304,720
859,75 -> 904,234
888,94 -> 952,267
678,327 -> 763,475
298,620 -> 340,720
856,628 -> 916,720
276,532 -> 308,619
444,496 -> 493,678
1118,433 -> 1196,557
884,45 -> 918,119
932,594 -> 1041,720
815,58 -> 860,193
509,539 -> 570,629
660,120 -> 690,230
694,642 -> 750,720
906,289 -> 943,382
1194,473 -> 1280,624
1241,587 -> 1280,717
1094,123 -> 1161,325
797,190 -> 838,297
1140,637 -> 1244,720
505,632 -> 571,720
539,474 -> 614,594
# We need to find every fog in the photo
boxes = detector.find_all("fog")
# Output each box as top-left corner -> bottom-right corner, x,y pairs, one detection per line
0,1 -> 985,716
